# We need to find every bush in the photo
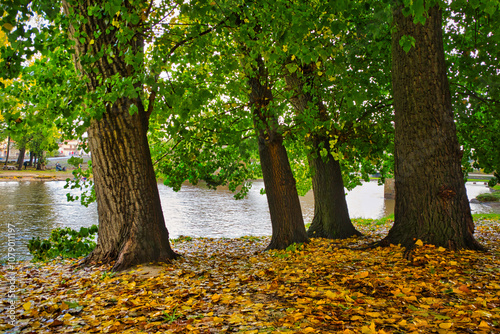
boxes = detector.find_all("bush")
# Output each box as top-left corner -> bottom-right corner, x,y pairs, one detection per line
476,192 -> 500,202
488,177 -> 498,188
28,225 -> 98,261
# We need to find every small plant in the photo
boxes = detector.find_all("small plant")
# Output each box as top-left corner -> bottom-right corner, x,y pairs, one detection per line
100,271 -> 116,280
28,225 -> 98,261
171,235 -> 193,243
163,308 -> 183,323
488,177 -> 498,188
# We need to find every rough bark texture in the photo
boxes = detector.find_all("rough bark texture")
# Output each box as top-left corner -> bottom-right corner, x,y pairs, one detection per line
4,136 -> 10,166
384,5 -> 484,252
16,146 -> 25,170
307,140 -> 361,238
248,58 -> 308,250
285,68 -> 361,239
62,0 -> 178,270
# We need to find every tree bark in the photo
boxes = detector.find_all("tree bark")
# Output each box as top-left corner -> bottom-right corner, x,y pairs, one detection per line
382,4 -> 484,252
4,135 -> 10,166
16,146 -> 25,170
62,0 -> 178,270
307,138 -> 361,238
248,58 -> 308,250
285,68 -> 361,239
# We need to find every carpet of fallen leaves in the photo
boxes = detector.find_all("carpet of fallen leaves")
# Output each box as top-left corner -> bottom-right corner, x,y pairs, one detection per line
1,217 -> 500,334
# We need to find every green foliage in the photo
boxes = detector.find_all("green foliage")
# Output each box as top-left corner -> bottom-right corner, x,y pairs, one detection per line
476,191 -> 500,202
64,156 -> 95,207
28,225 -> 98,261
171,235 -> 193,243
488,177 -> 498,188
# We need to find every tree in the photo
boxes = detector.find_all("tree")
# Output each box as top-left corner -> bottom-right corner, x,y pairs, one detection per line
445,0 -> 500,185
0,0 -> 179,270
246,53 -> 309,249
60,0 -> 178,270
380,2 -> 485,253
285,65 -> 360,239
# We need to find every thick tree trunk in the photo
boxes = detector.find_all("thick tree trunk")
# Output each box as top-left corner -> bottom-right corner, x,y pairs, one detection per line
307,138 -> 361,238
383,4 -> 484,252
248,61 -> 308,250
285,69 -> 360,239
16,146 -> 25,170
62,0 -> 178,270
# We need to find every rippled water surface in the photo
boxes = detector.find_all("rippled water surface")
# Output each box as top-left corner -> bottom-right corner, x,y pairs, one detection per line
0,180 -> 496,259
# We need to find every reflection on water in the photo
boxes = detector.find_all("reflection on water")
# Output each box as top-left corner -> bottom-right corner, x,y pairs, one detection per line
0,180 -> 497,259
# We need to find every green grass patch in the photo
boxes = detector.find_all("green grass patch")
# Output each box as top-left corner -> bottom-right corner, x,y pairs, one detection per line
473,213 -> 500,221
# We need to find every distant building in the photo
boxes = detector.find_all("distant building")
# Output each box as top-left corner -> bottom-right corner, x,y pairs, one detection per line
58,139 -> 90,156
0,138 -> 22,161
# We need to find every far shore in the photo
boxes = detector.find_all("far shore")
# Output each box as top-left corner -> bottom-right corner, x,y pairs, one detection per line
0,169 -> 74,181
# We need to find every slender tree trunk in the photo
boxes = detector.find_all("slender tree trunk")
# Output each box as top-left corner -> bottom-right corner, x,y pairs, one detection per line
29,152 -> 34,167
36,152 -> 44,170
285,68 -> 360,239
248,58 -> 308,250
17,146 -> 25,170
382,4 -> 484,252
4,136 -> 10,166
62,0 -> 178,270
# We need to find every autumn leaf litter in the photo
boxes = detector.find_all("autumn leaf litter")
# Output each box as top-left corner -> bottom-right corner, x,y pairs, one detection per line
1,217 -> 499,333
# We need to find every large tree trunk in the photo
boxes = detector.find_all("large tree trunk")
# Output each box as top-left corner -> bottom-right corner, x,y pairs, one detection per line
16,146 -> 25,170
307,137 -> 361,238
248,59 -> 308,250
62,0 -> 178,270
285,68 -> 360,239
382,4 -> 484,252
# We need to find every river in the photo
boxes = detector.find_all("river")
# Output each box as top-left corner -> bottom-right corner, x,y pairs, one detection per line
0,180 -> 497,260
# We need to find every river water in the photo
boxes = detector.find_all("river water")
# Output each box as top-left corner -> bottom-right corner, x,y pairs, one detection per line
0,180 -> 497,259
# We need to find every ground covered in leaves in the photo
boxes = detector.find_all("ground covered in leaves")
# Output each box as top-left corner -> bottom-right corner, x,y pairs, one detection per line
1,217 -> 500,333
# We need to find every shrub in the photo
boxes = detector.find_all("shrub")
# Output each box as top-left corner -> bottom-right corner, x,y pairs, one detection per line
28,225 -> 98,261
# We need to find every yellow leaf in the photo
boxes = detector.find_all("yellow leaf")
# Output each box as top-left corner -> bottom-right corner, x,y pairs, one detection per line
437,247 -> 446,252
351,315 -> 364,321
449,261 -> 457,266
211,294 -> 221,302
356,271 -> 369,279
89,39 -> 95,45
325,290 -> 337,300
361,321 -> 376,334
478,321 -> 489,328
303,327 -> 316,333
415,239 -> 423,246
439,322 -> 453,329
23,301 -> 31,311
212,316 -> 224,324
366,312 -> 381,317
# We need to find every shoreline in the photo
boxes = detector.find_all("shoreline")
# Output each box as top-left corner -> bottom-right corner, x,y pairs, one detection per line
0,170 -> 74,181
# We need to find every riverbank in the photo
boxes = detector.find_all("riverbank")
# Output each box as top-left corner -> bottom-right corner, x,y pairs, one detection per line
0,170 -> 74,181
1,216 -> 499,333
